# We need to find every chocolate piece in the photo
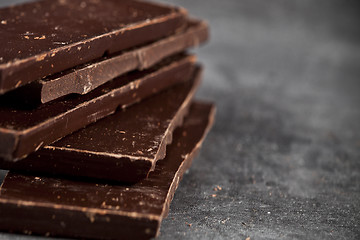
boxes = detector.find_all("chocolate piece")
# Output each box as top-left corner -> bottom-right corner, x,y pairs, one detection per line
0,0 -> 187,94
0,102 -> 216,240
0,66 -> 202,182
0,54 -> 196,161
4,20 -> 208,104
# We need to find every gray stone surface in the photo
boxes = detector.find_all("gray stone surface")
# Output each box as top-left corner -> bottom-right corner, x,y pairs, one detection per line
1,0 -> 360,239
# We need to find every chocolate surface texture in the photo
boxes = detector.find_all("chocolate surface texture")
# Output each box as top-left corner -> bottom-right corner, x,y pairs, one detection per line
0,0 -> 187,94
0,102 -> 216,240
0,54 -> 196,161
0,65 -> 202,182
3,19 -> 208,104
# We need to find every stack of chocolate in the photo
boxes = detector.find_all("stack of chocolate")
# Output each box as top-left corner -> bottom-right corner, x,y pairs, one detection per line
0,0 -> 215,239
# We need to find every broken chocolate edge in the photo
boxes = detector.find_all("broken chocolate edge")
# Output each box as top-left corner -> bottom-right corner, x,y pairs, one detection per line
156,102 -> 216,237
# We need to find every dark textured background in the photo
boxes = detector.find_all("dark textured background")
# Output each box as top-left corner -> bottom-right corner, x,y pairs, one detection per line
1,0 -> 360,239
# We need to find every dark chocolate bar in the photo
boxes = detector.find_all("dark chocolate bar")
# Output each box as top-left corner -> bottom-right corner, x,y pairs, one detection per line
0,102 -> 215,240
0,66 -> 202,182
4,20 -> 208,104
0,54 -> 196,161
0,0 -> 187,94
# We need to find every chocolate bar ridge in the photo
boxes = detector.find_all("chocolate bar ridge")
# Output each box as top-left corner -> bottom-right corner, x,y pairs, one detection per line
0,65 -> 203,182
0,102 -> 216,240
4,19 -> 208,104
42,19 -> 208,103
0,0 -> 187,94
0,54 -> 196,161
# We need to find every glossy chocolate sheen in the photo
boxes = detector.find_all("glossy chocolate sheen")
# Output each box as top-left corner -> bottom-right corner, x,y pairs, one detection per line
0,0 -> 187,94
0,67 -> 202,182
0,102 -> 216,240
0,54 -> 196,161
3,19 -> 208,104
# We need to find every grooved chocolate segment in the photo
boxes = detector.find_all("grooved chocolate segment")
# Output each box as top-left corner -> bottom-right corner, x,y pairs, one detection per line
0,55 -> 196,161
3,19 -> 207,104
0,0 -> 187,94
0,102 -> 216,240
0,67 -> 202,182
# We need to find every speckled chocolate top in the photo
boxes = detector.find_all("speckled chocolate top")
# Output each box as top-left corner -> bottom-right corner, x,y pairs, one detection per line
0,0 -> 186,93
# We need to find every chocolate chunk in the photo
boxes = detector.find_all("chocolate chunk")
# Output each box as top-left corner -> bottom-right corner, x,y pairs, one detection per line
3,20 -> 208,104
0,66 -> 202,182
0,0 -> 187,94
0,54 -> 196,161
0,101 -> 215,240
